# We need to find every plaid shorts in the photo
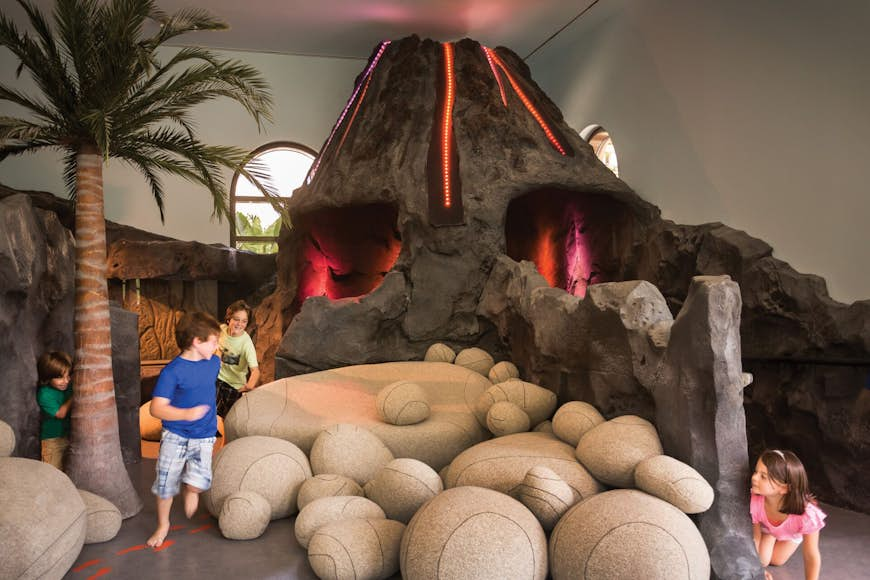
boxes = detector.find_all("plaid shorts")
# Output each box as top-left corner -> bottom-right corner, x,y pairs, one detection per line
151,430 -> 216,499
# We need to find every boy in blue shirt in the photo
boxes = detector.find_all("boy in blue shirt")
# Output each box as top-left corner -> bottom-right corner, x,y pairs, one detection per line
146,311 -> 221,548
36,351 -> 74,470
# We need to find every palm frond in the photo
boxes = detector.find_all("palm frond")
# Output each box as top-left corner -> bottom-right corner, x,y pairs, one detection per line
61,149 -> 77,198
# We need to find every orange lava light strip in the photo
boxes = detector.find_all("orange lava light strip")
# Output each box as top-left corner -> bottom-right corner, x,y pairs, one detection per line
306,40 -> 391,184
481,46 -> 508,107
441,42 -> 456,208
489,51 -> 568,156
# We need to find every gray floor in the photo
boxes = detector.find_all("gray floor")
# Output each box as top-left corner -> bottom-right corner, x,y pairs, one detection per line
65,458 -> 870,580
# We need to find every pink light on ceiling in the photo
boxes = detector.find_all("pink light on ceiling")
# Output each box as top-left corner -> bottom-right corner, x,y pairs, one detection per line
306,40 -> 391,184
485,47 -> 569,157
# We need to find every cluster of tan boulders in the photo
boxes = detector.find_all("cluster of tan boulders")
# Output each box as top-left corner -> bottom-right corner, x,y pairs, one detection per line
0,420 -> 123,580
201,343 -> 714,580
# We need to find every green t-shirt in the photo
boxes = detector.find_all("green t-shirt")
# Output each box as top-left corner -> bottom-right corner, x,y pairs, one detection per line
217,324 -> 259,389
37,384 -> 72,440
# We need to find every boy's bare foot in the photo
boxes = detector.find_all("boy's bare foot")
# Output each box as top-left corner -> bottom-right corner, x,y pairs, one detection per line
183,487 -> 199,519
147,524 -> 170,548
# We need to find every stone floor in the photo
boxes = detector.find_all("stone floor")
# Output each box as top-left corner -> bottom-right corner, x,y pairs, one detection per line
63,457 -> 870,580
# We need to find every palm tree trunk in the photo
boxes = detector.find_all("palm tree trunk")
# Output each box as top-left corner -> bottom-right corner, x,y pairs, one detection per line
66,143 -> 143,518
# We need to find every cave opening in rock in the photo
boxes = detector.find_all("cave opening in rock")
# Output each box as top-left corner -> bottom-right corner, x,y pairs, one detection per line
505,189 -> 634,297
293,203 -> 401,311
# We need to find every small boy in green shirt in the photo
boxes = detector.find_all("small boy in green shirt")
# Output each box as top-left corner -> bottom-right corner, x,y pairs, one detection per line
36,351 -> 73,470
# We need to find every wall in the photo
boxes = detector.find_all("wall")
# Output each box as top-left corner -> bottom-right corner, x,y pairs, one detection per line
528,0 -> 870,304
0,47 -> 364,245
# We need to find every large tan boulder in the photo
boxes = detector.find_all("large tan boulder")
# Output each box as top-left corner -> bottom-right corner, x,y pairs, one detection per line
310,423 -> 394,485
454,347 -> 495,376
474,379 -> 557,427
295,496 -> 386,549
226,362 -> 490,471
400,486 -> 548,580
0,457 -> 86,580
308,518 -> 405,580
297,474 -> 364,511
575,415 -> 663,488
551,401 -> 604,446
203,435 -> 311,520
376,380 -> 430,426
515,466 -> 575,532
0,419 -> 15,456
218,491 -> 271,540
486,400 -> 531,436
424,342 -> 456,363
488,360 -> 520,384
549,489 -> 709,580
446,432 -> 602,502
634,455 -> 715,514
78,490 -> 122,544
364,458 -> 443,523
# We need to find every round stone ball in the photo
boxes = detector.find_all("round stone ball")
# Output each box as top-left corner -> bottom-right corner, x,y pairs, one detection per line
78,490 -> 122,544
310,423 -> 395,486
635,455 -> 714,514
515,466 -> 575,531
0,419 -> 15,456
486,401 -> 531,437
489,361 -> 520,384
204,435 -> 311,520
298,474 -> 364,511
474,379 -> 557,427
139,401 -> 163,441
575,415 -> 663,488
401,486 -> 548,580
295,496 -> 386,549
549,489 -> 709,580
454,347 -> 495,376
424,342 -> 456,363
376,380 -> 431,426
364,458 -> 443,523
0,457 -> 86,580
533,420 -> 554,434
308,518 -> 406,580
218,491 -> 271,540
551,401 -> 604,447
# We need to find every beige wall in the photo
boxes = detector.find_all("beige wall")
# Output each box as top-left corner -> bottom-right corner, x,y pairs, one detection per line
0,47 -> 364,245
529,0 -> 870,304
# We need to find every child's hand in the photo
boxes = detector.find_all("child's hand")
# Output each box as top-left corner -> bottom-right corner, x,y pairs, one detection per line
185,405 -> 209,421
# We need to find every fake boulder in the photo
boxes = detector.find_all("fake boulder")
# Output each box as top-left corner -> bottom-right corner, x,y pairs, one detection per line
78,490 -> 122,544
295,496 -> 386,549
310,423 -> 395,485
634,455 -> 715,514
218,491 -> 271,540
515,466 -> 575,531
551,401 -> 604,447
364,458 -> 443,523
575,415 -> 663,488
298,474 -> 364,511
0,418 -> 15,456
308,518 -> 405,580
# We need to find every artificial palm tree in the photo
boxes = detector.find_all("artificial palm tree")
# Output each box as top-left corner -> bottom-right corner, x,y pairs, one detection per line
0,0 -> 273,517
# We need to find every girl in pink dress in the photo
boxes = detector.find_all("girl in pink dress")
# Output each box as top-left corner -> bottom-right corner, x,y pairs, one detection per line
750,449 -> 826,580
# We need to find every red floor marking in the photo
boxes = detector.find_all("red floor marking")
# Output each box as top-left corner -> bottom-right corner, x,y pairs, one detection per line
115,545 -> 147,555
87,567 -> 111,580
72,559 -> 102,572
170,524 -> 186,531
188,523 -> 213,533
153,539 -> 175,552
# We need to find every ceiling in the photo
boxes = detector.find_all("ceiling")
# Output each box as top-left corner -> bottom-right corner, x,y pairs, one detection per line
19,0 -> 595,60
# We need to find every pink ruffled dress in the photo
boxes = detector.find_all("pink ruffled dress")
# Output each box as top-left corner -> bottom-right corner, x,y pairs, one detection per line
750,493 -> 827,543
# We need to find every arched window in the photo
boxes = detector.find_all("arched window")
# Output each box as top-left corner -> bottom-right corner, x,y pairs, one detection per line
230,141 -> 317,253
581,125 -> 619,177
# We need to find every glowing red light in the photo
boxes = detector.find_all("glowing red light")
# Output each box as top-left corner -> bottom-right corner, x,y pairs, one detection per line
441,43 -> 456,209
481,47 -> 508,107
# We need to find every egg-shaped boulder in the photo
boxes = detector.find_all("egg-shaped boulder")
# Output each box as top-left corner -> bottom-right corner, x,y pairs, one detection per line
575,415 -> 663,488
424,342 -> 456,363
486,401 -> 531,436
203,435 -> 311,519
308,518 -> 405,580
0,419 -> 15,457
364,458 -> 443,523
0,457 -> 86,580
634,455 -> 715,514
474,380 -> 557,427
295,495 -> 386,549
376,381 -> 430,426
309,423 -> 394,486
549,489 -> 709,580
488,361 -> 520,384
401,486 -> 547,580
297,474 -> 364,511
78,490 -> 122,544
515,466 -> 575,531
218,491 -> 271,540
551,401 -> 604,447
454,347 -> 495,376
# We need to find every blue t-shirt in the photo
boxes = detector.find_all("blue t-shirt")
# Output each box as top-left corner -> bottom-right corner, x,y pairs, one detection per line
151,355 -> 220,439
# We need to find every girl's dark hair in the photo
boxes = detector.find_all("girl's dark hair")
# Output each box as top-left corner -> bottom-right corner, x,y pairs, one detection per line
759,449 -> 814,514
175,311 -> 221,350
225,300 -> 254,327
37,351 -> 73,383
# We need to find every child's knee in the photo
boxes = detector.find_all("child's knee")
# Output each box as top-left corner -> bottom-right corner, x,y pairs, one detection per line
184,483 -> 204,494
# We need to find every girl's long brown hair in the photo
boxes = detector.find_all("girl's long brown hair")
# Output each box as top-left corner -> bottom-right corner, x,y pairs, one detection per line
760,449 -> 815,514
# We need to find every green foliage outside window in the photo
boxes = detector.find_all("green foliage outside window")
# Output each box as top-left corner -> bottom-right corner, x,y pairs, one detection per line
235,212 -> 281,254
